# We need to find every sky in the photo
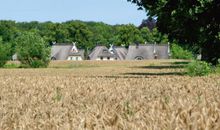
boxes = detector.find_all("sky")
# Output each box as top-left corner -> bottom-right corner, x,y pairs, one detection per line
0,0 -> 147,26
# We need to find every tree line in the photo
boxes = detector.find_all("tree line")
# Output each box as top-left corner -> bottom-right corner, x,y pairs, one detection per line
0,20 -> 169,49
0,20 -> 193,68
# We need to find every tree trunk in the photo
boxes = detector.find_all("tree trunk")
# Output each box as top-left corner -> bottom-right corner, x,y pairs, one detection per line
201,42 -> 220,66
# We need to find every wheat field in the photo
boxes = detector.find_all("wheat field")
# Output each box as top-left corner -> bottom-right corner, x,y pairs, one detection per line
0,60 -> 220,130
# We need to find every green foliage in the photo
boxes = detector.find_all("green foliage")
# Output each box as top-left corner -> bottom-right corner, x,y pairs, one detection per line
0,20 -> 18,42
2,20 -> 173,57
66,21 -> 93,49
215,64 -> 220,74
151,28 -> 169,43
0,39 -> 11,67
171,44 -> 194,59
3,63 -> 19,68
115,24 -> 144,47
186,61 -> 212,76
140,28 -> 169,43
15,32 -> 51,68
87,22 -> 114,46
128,0 -> 220,65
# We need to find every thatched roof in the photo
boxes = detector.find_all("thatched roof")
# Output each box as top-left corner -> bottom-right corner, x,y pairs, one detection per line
89,46 -> 116,60
110,46 -> 128,60
155,45 -> 169,59
126,44 -> 169,60
51,44 -> 84,60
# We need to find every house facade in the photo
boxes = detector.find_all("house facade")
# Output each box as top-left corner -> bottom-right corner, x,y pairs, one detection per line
51,42 -> 84,61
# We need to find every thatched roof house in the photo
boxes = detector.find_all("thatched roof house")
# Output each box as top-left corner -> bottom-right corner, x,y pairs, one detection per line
126,44 -> 170,60
51,43 -> 84,60
89,46 -> 116,60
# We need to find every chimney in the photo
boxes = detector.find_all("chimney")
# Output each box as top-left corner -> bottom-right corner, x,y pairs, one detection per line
153,42 -> 157,54
135,42 -> 139,49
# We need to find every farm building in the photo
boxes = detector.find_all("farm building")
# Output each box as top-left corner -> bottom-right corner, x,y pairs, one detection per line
89,46 -> 117,60
126,43 -> 170,60
51,43 -> 84,61
89,43 -> 170,61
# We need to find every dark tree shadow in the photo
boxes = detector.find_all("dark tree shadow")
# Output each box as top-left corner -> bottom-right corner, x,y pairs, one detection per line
132,61 -> 190,70
160,61 -> 190,65
134,65 -> 185,69
123,72 -> 186,76
69,75 -> 151,79
172,61 -> 190,65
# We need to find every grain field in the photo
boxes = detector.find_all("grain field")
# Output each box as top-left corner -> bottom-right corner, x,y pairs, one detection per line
0,60 -> 220,130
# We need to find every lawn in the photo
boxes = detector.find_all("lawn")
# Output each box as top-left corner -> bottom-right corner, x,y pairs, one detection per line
0,60 -> 220,129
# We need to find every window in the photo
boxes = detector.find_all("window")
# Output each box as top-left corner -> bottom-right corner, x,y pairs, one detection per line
135,56 -> 144,60
107,57 -> 110,60
100,57 -> 103,60
103,50 -> 108,53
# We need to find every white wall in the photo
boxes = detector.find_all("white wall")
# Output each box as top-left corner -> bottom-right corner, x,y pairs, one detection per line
96,57 -> 115,61
67,56 -> 83,61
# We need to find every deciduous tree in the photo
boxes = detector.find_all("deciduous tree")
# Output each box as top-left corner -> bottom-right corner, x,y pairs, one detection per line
15,32 -> 51,68
128,0 -> 220,65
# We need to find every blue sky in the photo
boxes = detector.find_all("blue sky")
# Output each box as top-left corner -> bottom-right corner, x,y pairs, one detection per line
0,0 -> 147,25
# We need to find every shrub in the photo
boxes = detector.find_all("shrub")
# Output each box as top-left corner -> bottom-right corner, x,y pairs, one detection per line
171,44 -> 194,59
3,63 -> 19,68
186,61 -> 212,76
0,39 -> 11,67
214,64 -> 220,74
15,32 -> 51,68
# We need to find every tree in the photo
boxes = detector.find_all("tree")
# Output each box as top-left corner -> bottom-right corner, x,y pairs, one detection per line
0,37 -> 11,67
53,23 -> 70,43
15,32 -> 51,68
115,24 -> 144,47
141,27 -> 169,43
128,0 -> 220,65
86,22 -> 115,46
140,27 -> 153,42
66,21 -> 93,49
171,43 -> 194,59
37,22 -> 57,44
0,20 -> 19,55
139,17 -> 157,30
0,20 -> 18,42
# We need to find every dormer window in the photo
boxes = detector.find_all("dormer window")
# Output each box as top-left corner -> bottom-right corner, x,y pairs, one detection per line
109,44 -> 115,54
71,42 -> 78,53
103,49 -> 108,53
